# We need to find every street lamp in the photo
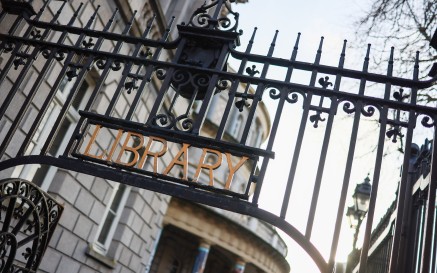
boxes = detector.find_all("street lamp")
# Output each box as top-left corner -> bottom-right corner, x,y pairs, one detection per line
346,176 -> 372,250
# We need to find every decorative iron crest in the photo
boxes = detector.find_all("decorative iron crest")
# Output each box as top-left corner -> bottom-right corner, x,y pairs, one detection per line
0,179 -> 63,272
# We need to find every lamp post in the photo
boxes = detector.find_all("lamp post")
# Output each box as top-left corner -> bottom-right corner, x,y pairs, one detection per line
346,176 -> 372,250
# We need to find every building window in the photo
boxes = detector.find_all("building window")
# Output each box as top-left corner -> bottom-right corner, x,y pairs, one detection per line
94,182 -> 131,254
230,115 -> 243,139
12,77 -> 92,190
253,119 -> 264,148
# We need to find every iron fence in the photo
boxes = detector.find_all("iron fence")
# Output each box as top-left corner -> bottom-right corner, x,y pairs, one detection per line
0,0 -> 436,272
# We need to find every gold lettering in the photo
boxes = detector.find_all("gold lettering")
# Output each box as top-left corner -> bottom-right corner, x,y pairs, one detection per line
115,132 -> 144,167
137,136 -> 168,174
224,153 -> 249,189
83,125 -> 105,160
193,148 -> 222,186
106,129 -> 123,161
163,143 -> 190,180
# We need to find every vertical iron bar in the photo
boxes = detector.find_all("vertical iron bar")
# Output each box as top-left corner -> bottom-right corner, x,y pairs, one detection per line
328,40 -> 363,273
418,53 -> 437,273
306,98 -> 337,238
280,37 -> 324,219
389,51 -> 419,273
64,9 -> 142,156
0,1 -> 50,119
0,6 -> 27,56
40,6 -> 107,154
190,44 -> 231,135
17,3 -> 85,156
0,1 -> 67,157
306,40 -> 347,241
145,40 -> 187,126
431,205 -> 437,273
359,47 -> 395,273
104,14 -> 157,116
240,30 -> 278,144
215,27 -> 258,140
1,187 -> 18,233
252,33 -> 301,205
211,0 -> 224,23
125,16 -> 175,121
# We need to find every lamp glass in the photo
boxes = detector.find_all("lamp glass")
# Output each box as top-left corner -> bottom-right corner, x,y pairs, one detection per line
355,192 -> 370,213
346,206 -> 359,228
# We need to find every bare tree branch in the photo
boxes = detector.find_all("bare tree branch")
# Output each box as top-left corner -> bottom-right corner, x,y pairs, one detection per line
354,0 -> 436,84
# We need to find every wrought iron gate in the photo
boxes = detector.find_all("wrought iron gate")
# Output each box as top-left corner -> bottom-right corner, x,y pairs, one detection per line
0,0 -> 436,272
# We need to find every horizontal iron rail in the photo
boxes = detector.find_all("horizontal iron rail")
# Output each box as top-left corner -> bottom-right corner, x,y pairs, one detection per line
230,49 -> 437,89
25,19 -> 180,49
1,35 -> 436,118
80,111 -> 273,158
8,17 -> 437,89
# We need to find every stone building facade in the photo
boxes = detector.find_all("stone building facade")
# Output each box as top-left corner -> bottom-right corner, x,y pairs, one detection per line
0,0 -> 289,272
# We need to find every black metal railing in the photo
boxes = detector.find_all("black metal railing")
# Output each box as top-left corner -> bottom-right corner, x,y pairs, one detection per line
0,1 -> 436,272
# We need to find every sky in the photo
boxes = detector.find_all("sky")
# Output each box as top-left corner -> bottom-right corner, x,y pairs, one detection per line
227,1 -> 417,272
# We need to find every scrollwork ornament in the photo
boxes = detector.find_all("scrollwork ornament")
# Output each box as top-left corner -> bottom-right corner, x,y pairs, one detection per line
155,67 -> 167,80
95,58 -> 107,69
0,178 -> 63,272
421,115 -> 435,128
215,78 -> 230,91
187,0 -> 239,32
172,70 -> 191,86
175,114 -> 194,132
217,17 -> 231,29
0,232 -> 16,271
341,101 -> 356,114
269,88 -> 281,100
195,13 -> 212,28
41,48 -> 51,59
361,104 -> 378,117
192,73 -> 210,89
152,113 -> 176,129
286,90 -> 306,104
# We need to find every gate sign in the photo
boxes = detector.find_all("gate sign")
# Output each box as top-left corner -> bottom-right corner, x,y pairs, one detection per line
76,120 -> 250,193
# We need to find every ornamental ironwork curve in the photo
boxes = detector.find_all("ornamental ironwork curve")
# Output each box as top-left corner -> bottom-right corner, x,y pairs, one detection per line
0,0 -> 436,273
0,178 -> 63,272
